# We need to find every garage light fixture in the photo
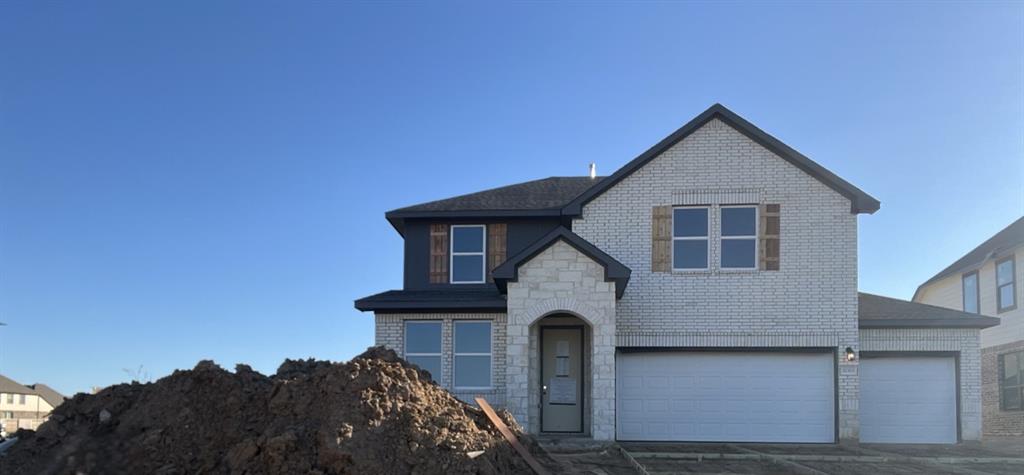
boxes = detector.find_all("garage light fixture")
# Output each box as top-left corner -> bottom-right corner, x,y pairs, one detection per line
845,347 -> 856,362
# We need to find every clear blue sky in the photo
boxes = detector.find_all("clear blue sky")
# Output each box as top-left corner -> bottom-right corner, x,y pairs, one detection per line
1,2 -> 1021,396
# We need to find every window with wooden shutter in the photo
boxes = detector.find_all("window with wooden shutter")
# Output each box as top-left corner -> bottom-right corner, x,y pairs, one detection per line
429,224 -> 449,283
760,204 -> 780,271
651,205 -> 672,272
487,223 -> 507,282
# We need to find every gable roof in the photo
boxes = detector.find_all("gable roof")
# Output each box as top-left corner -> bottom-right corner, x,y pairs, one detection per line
562,103 -> 880,215
27,383 -> 67,408
492,226 -> 631,298
0,374 -> 31,395
0,375 -> 66,407
385,176 -> 602,235
858,292 -> 1000,329
913,216 -> 1024,301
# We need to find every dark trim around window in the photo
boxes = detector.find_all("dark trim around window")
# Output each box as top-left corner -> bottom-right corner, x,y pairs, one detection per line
996,255 -> 1017,314
999,351 -> 1024,411
962,270 -> 980,314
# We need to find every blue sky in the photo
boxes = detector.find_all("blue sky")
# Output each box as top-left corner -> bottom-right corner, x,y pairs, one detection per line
1,2 -> 1021,396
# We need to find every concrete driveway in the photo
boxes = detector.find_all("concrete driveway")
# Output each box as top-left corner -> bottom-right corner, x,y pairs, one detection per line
619,438 -> 1024,475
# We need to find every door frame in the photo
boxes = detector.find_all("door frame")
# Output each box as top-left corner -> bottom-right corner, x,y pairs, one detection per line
860,351 -> 962,443
539,325 -> 586,433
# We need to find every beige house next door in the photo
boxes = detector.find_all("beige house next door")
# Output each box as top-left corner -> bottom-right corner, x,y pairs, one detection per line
541,326 -> 584,433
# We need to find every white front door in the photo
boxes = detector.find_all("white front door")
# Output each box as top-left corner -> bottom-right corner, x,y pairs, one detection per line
541,327 -> 584,433
860,356 -> 957,444
616,351 -> 835,442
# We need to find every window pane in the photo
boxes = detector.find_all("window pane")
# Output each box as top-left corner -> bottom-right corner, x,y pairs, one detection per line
405,322 -> 441,353
673,208 -> 708,237
997,260 -> 1014,286
452,226 -> 484,253
1004,353 -> 1020,385
963,274 -> 978,313
455,355 -> 491,387
673,240 -> 708,269
455,321 -> 491,353
407,355 -> 441,382
1000,284 -> 1015,309
721,207 -> 756,236
452,255 -> 484,282
722,239 -> 756,268
1003,387 -> 1021,410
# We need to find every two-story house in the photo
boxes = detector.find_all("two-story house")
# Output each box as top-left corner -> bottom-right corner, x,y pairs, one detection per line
0,374 -> 66,434
914,217 -> 1024,436
356,104 -> 998,444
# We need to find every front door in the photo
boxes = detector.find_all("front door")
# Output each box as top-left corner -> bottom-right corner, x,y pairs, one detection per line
541,327 -> 583,433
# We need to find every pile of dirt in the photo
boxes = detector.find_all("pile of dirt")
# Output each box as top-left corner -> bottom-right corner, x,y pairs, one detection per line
1,347 -> 544,475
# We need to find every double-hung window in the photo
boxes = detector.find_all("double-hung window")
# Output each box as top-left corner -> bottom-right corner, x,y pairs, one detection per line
962,271 -> 980,314
997,256 -> 1017,313
672,207 -> 709,270
999,351 -> 1024,411
451,225 -> 486,284
454,321 -> 492,389
18,394 -> 25,405
404,321 -> 442,381
720,206 -> 757,269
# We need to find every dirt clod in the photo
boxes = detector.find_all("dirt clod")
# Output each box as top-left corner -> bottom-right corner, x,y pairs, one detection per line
1,347 -> 539,474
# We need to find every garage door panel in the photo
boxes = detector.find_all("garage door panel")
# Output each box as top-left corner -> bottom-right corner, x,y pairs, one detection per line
860,357 -> 956,444
616,351 -> 835,442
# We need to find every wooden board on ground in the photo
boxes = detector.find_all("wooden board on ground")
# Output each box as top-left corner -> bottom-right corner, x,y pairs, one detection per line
474,397 -> 550,475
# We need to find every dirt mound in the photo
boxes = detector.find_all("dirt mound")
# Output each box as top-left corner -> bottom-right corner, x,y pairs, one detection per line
1,347 -> 540,475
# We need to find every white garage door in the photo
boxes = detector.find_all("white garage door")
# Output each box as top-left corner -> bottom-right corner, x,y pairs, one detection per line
616,351 -> 835,442
860,356 -> 957,444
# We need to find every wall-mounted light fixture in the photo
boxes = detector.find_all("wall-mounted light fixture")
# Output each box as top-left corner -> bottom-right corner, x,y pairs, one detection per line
845,347 -> 856,362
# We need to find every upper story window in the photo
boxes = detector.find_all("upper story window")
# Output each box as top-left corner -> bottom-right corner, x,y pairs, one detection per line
962,271 -> 980,314
672,207 -> 709,270
5,394 -> 11,404
720,206 -> 757,269
1000,351 -> 1024,411
450,225 -> 486,284
997,255 -> 1017,313
454,321 -> 492,389
19,394 -> 25,405
404,321 -> 442,381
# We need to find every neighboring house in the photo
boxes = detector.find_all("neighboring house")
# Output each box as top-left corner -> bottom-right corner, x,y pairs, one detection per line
0,374 -> 66,434
914,217 -> 1024,436
356,104 -> 998,444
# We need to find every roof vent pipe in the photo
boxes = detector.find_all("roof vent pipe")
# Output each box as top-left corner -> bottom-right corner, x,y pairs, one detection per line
589,163 -> 596,179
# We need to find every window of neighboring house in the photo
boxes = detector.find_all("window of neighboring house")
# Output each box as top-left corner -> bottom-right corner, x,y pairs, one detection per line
997,256 -> 1017,313
450,225 -> 486,284
454,321 -> 492,389
5,394 -> 11,404
404,321 -> 442,382
999,351 -> 1024,411
962,271 -> 980,314
1,411 -> 12,419
672,207 -> 709,270
18,394 -> 25,405
720,206 -> 758,269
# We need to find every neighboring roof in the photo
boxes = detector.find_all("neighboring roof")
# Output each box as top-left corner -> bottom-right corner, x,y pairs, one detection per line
0,374 -> 32,395
354,289 -> 507,313
385,176 -> 602,234
563,103 -> 881,215
913,216 -> 1024,301
0,375 -> 66,407
492,226 -> 631,298
858,292 -> 1000,329
28,383 -> 67,408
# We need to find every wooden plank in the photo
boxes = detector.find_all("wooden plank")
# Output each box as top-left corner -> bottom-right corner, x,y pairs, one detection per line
429,224 -> 449,283
474,397 -> 549,475
486,223 -> 507,283
651,206 -> 672,272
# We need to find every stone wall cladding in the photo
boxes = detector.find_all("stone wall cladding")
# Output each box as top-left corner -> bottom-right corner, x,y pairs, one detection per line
572,118 -> 860,440
506,241 -> 617,440
981,340 -> 1024,436
860,328 -> 983,440
374,312 -> 507,407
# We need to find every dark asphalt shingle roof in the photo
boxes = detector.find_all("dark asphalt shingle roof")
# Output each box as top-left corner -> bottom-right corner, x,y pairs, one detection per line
913,216 -> 1024,300
28,383 -> 67,408
859,292 -> 1000,329
355,289 -> 506,312
388,176 -> 602,214
0,374 -> 31,395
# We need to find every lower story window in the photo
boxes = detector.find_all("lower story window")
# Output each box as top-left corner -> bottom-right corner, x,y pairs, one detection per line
404,321 -> 442,382
454,321 -> 492,389
1000,351 -> 1024,411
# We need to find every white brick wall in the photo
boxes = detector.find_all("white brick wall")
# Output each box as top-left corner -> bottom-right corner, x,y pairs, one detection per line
571,118 -> 862,439
860,328 -> 983,440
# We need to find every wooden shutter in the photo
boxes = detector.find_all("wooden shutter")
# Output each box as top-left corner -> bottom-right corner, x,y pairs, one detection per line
651,206 -> 672,272
429,224 -> 449,283
487,223 -> 507,282
760,204 -> 780,271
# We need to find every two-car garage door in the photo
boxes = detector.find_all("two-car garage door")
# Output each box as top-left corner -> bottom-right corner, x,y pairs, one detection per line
616,351 -> 835,442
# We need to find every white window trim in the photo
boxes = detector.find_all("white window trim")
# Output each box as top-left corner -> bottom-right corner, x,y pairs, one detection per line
720,204 -> 758,271
453,320 -> 493,390
450,224 -> 487,284
404,321 -> 443,382
672,206 -> 710,271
